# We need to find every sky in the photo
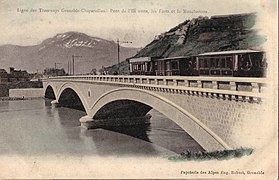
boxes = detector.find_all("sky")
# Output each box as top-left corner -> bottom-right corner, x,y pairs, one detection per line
0,0 -> 277,48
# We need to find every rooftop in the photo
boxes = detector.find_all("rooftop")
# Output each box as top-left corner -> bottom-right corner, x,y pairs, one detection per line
198,50 -> 262,56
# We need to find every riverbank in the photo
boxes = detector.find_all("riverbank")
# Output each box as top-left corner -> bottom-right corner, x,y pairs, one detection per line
9,88 -> 44,98
0,97 -> 44,101
0,81 -> 42,97
168,148 -> 253,162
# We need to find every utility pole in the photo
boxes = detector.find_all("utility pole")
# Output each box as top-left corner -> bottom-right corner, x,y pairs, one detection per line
68,61 -> 70,75
117,39 -> 132,74
72,55 -> 82,75
72,55 -> 74,75
117,39 -> 120,75
69,61 -> 71,75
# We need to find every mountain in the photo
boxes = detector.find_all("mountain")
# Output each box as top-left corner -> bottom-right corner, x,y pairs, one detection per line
133,13 -> 266,58
0,32 -> 139,73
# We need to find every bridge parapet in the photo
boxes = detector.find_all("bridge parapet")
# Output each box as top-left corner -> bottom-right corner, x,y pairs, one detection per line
44,75 -> 267,103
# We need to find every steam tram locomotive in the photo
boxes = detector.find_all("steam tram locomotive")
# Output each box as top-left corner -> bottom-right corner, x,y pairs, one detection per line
129,50 -> 266,77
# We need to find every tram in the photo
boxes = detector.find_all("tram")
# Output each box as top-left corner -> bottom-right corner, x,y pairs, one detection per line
129,50 -> 266,77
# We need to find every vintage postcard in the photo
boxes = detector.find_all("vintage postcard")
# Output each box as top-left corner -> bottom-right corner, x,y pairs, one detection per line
0,0 -> 278,179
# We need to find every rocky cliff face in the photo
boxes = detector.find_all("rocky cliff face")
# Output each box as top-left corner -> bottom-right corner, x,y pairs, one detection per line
134,13 -> 266,58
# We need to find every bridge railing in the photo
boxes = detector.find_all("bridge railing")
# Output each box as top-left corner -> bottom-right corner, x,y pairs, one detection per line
45,75 -> 267,100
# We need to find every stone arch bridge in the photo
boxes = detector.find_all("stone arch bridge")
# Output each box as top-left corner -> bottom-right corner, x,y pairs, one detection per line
43,75 -> 267,152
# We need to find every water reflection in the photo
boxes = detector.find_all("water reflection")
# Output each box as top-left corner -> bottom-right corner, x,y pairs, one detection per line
81,128 -> 172,157
55,104 -> 166,156
0,99 -> 203,156
103,125 -> 151,142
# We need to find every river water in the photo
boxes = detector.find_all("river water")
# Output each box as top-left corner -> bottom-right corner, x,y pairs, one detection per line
0,99 -> 203,157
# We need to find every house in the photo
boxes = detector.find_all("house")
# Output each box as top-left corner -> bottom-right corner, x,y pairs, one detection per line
43,68 -> 66,77
0,69 -> 9,84
0,67 -> 31,84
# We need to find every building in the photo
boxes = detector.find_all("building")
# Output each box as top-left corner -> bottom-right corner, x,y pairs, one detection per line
0,67 -> 31,84
43,68 -> 66,77
0,69 -> 9,84
9,67 -> 30,82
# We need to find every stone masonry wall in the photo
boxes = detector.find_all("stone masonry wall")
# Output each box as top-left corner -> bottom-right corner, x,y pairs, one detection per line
158,91 -> 266,149
9,88 -> 44,98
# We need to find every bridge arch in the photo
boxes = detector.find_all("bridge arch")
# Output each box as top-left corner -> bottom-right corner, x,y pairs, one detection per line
88,88 -> 231,152
93,99 -> 152,120
57,82 -> 92,113
45,85 -> 56,99
58,88 -> 86,112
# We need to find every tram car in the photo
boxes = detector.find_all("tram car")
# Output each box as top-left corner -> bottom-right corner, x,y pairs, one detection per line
129,50 -> 266,77
129,57 -> 157,75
